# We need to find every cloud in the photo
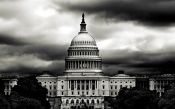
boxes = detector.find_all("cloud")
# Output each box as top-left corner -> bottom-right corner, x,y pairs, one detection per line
0,0 -> 175,76
58,0 -> 175,26
102,49 -> 175,75
0,34 -> 28,46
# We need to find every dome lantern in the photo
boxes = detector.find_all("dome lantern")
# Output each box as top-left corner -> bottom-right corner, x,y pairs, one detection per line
80,13 -> 87,33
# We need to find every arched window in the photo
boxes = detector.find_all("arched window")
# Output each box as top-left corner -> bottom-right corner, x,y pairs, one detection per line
66,99 -> 69,104
87,99 -> 89,104
97,99 -> 99,104
81,99 -> 84,104
76,99 -> 79,104
91,99 -> 94,104
71,99 -> 74,104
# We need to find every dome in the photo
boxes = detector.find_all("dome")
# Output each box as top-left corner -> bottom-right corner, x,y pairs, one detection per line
71,32 -> 96,46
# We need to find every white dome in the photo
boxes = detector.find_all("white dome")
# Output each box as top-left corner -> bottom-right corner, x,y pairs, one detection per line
71,32 -> 96,46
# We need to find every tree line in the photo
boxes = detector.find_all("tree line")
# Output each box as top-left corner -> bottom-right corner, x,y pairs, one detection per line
106,84 -> 175,109
0,76 -> 50,109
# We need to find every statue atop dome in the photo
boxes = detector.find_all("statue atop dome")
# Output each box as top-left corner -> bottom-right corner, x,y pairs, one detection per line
82,13 -> 85,23
82,13 -> 84,19
80,13 -> 86,32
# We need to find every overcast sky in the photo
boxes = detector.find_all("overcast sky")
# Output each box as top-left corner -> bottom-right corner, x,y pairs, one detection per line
1,0 -> 175,76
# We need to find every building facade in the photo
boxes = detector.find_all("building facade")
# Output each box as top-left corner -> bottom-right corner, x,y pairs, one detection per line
37,14 -> 137,109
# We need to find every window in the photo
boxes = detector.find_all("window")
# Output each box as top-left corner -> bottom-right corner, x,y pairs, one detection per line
82,84 -> 84,90
91,99 -> 94,104
54,86 -> 56,90
61,85 -> 64,89
130,85 -> 132,88
87,91 -> 88,95
120,85 -> 122,89
86,85 -> 89,90
50,85 -> 52,90
111,85 -> 113,89
97,99 -> 99,104
62,91 -> 64,95
111,91 -> 113,95
71,99 -> 74,104
54,91 -> 56,95
103,85 -> 105,89
78,91 -> 80,95
115,85 -> 117,89
103,91 -> 105,95
72,91 -> 74,95
92,81 -> 95,90
115,92 -> 117,95
77,85 -> 80,90
87,99 -> 89,104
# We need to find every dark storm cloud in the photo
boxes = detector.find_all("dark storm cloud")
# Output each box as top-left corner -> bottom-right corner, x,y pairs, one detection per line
0,34 -> 28,46
59,0 -> 175,26
0,60 -> 64,76
102,50 -> 175,75
0,44 -> 68,61
22,44 -> 68,61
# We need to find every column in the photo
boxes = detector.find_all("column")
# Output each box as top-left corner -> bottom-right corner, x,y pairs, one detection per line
80,80 -> 82,90
74,61 -> 75,69
84,80 -> 86,90
75,61 -> 76,69
89,80 -> 91,89
71,61 -> 73,69
98,62 -> 100,69
95,80 -> 96,89
88,61 -> 90,69
70,61 -> 71,69
78,61 -> 79,69
95,61 -> 97,69
68,62 -> 69,69
74,80 -> 76,90
96,61 -> 98,69
72,61 -> 73,69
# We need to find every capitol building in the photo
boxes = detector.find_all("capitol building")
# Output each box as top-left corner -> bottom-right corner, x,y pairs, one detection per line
1,14 -> 175,109
37,14 -> 136,109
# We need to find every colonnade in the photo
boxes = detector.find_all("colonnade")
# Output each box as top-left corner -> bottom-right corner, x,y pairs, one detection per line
68,51 -> 99,56
68,80 -> 98,91
66,61 -> 102,69
71,41 -> 96,46
154,80 -> 174,90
